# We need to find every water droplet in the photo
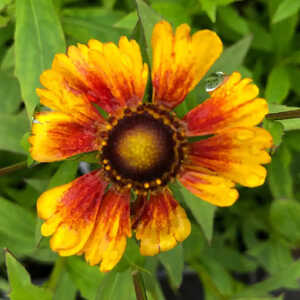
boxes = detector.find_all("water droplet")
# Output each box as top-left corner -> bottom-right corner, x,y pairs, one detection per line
205,72 -> 226,92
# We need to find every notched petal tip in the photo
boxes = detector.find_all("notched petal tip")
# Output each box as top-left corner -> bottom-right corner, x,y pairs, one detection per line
135,189 -> 191,256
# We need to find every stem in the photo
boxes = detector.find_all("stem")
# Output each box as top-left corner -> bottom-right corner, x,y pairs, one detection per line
132,270 -> 148,300
0,161 -> 27,177
47,257 -> 66,291
266,109 -> 300,121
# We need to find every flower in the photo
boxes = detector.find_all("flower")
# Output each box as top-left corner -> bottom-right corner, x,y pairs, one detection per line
29,20 -> 272,272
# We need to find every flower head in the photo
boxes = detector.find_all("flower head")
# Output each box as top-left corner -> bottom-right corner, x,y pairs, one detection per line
30,21 -> 272,272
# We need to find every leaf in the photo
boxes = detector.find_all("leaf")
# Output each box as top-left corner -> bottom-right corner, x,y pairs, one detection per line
233,260 -> 300,298
268,104 -> 300,131
53,271 -> 77,300
47,160 -> 79,189
0,71 -> 22,114
0,197 -> 36,255
247,239 -> 294,277
142,257 -> 165,300
268,143 -> 293,200
199,0 -> 235,23
171,181 -> 215,243
218,6 -> 249,36
263,119 -> 284,147
270,200 -> 300,245
272,0 -> 300,23
114,11 -> 138,30
159,244 -> 184,289
151,1 -> 191,27
95,269 -> 136,300
62,16 -> 128,44
135,0 -> 162,62
62,7 -> 125,26
265,65 -> 290,104
0,111 -> 29,154
271,14 -> 298,56
15,0 -> 66,119
6,251 -> 53,300
210,35 -> 253,75
66,257 -> 105,300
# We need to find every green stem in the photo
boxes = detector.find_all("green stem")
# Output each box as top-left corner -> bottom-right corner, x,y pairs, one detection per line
266,109 -> 300,121
47,257 -> 66,291
0,161 -> 27,177
132,270 -> 148,300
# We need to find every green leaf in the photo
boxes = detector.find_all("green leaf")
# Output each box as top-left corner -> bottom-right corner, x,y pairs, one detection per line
268,104 -> 300,131
218,6 -> 249,36
15,0 -> 66,119
0,111 -> 29,154
47,160 -> 79,189
272,0 -> 300,23
247,239 -> 294,277
62,7 -> 124,26
199,0 -> 235,23
95,269 -> 136,300
263,119 -> 284,147
116,238 -> 145,272
0,71 -> 22,114
114,11 -> 138,30
6,251 -> 53,300
151,1 -> 191,27
0,197 -> 35,254
247,21 -> 272,52
183,224 -> 206,262
271,14 -> 298,56
268,143 -> 293,200
53,271 -> 77,300
233,260 -> 300,298
159,245 -> 184,289
62,16 -> 128,44
210,35 -> 253,75
135,0 -> 162,62
265,65 -> 290,104
270,200 -> 300,245
66,257 -> 105,300
171,181 -> 215,243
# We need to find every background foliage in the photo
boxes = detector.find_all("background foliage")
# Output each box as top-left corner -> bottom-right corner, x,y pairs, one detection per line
0,0 -> 300,299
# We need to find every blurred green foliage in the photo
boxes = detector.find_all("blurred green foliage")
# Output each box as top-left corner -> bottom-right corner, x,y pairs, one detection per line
0,0 -> 300,299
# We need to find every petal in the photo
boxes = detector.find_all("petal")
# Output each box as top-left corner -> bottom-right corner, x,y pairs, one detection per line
82,189 -> 131,272
185,72 -> 269,136
179,169 -> 239,207
186,127 -> 273,187
135,189 -> 191,256
37,171 -> 107,256
37,70 -> 105,125
40,37 -> 148,116
151,21 -> 222,109
29,112 -> 100,162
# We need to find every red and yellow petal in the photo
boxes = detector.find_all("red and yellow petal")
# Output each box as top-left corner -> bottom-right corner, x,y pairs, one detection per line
29,112 -> 100,162
81,189 -> 131,272
134,189 -> 191,256
186,127 -> 273,187
151,21 -> 222,109
184,72 -> 269,136
37,171 -> 107,256
39,36 -> 148,116
179,169 -> 239,207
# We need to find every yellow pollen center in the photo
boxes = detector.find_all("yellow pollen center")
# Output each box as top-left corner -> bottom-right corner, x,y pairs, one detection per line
117,128 -> 161,171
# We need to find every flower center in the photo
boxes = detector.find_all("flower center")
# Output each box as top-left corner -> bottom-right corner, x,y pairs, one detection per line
101,104 -> 187,193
